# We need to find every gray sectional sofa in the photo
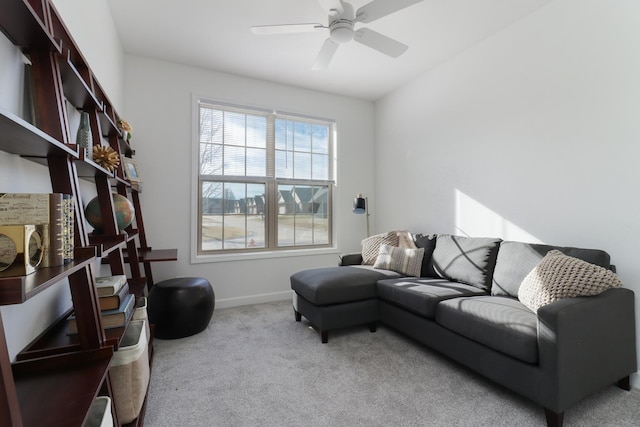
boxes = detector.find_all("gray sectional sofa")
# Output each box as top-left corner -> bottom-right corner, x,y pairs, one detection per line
290,234 -> 637,427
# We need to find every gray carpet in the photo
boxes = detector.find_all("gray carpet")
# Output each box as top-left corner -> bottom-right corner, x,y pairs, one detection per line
144,300 -> 640,426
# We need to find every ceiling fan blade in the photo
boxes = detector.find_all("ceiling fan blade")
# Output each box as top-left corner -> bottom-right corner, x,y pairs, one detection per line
312,39 -> 339,70
356,0 -> 423,24
353,28 -> 408,58
317,0 -> 344,15
251,23 -> 324,35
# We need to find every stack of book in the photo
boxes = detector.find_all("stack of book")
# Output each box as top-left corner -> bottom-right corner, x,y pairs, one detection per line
68,275 -> 134,334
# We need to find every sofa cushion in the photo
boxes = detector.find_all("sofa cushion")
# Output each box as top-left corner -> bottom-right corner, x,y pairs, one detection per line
518,250 -> 623,312
429,235 -> 501,291
436,296 -> 539,364
376,278 -> 487,318
397,230 -> 417,249
413,233 -> 437,277
491,241 -> 612,297
361,231 -> 399,265
374,244 -> 424,277
290,266 -> 401,305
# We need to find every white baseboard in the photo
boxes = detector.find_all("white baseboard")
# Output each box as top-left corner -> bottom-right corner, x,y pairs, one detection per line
215,291 -> 292,309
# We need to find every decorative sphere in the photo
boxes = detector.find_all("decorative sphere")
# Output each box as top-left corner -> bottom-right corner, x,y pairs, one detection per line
85,194 -> 135,232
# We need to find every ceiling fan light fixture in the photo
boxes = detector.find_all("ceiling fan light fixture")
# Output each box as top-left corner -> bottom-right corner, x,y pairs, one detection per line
330,22 -> 354,43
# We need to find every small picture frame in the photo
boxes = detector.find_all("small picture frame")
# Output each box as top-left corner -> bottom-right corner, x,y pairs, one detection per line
122,158 -> 141,182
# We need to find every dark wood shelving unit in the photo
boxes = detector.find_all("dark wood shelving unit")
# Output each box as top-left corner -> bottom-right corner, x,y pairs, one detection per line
0,1 -> 177,426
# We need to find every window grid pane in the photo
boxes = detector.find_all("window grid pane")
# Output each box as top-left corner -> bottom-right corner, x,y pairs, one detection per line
200,181 -> 266,251
277,184 -> 330,248
198,102 -> 333,254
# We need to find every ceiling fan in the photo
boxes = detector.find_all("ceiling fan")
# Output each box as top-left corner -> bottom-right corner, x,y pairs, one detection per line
250,0 -> 424,70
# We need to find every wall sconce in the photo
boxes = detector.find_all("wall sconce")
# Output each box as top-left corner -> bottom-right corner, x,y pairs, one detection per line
353,193 -> 370,237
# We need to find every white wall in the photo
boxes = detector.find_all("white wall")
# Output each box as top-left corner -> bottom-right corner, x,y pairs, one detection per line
0,0 -> 123,360
374,0 -> 640,385
123,55 -> 375,308
50,0 -> 125,110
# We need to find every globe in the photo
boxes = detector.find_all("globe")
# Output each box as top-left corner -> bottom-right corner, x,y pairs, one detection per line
85,194 -> 135,232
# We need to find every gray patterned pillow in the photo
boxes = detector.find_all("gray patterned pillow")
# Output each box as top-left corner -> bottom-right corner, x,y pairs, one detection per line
373,244 -> 424,277
430,235 -> 501,290
518,250 -> 622,312
361,231 -> 399,265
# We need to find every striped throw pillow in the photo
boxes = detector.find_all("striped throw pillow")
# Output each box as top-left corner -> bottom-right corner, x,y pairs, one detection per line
373,244 -> 425,277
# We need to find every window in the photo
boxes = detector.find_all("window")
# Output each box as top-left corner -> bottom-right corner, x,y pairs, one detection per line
196,100 -> 334,254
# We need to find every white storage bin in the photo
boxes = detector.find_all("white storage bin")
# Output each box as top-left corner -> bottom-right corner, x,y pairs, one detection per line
109,320 -> 150,424
85,396 -> 113,427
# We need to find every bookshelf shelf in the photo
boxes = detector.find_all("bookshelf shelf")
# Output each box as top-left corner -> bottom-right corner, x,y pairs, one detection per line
59,48 -> 102,111
0,247 -> 96,305
115,175 -> 131,186
21,305 -> 140,358
0,109 -> 76,158
17,299 -> 139,362
0,0 -> 61,52
75,152 -> 115,178
127,248 -> 178,263
88,234 -> 127,257
99,105 -> 120,138
12,347 -> 113,427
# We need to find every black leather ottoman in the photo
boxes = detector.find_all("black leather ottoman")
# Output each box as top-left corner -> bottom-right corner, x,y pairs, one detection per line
290,266 -> 400,343
148,277 -> 215,339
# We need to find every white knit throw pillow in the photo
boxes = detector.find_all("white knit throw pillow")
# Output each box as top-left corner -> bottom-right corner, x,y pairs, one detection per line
518,250 -> 622,312
361,231 -> 399,265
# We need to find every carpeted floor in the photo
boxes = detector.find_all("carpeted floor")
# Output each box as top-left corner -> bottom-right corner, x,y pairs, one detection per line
144,300 -> 640,426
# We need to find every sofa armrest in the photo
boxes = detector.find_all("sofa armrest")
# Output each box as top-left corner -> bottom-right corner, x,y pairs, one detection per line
537,287 -> 636,411
339,253 -> 363,266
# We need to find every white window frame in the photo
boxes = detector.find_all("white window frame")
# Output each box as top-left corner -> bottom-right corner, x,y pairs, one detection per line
191,97 -> 337,262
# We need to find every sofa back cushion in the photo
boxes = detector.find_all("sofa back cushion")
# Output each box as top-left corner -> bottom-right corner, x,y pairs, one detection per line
413,233 -> 437,277
491,241 -> 612,297
429,235 -> 501,291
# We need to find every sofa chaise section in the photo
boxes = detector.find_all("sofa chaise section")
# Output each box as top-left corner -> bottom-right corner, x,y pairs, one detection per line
291,265 -> 401,343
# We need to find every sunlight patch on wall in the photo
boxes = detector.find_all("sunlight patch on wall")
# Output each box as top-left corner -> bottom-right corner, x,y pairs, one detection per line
455,189 -> 542,243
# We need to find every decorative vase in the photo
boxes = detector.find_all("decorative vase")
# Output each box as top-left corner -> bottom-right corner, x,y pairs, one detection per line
76,111 -> 93,159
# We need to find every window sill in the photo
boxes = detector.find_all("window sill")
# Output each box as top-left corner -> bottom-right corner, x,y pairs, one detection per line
191,246 -> 340,264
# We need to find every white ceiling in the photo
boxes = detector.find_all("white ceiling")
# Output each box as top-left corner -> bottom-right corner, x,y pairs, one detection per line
106,0 -> 552,101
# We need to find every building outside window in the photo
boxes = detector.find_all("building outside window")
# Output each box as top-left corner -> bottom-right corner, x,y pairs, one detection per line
196,100 -> 335,254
